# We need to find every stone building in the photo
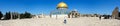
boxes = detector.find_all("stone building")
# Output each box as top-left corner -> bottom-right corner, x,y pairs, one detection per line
112,7 -> 119,19
68,9 -> 80,18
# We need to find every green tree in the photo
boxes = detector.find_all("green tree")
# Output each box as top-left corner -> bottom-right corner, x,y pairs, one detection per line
20,13 -> 25,19
4,12 -> 11,20
20,12 -> 32,19
0,11 -> 3,20
24,12 -> 32,18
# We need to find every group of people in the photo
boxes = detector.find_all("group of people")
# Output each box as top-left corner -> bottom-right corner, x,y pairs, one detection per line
99,15 -> 111,20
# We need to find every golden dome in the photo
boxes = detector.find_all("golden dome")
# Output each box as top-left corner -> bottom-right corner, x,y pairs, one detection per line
57,2 -> 68,9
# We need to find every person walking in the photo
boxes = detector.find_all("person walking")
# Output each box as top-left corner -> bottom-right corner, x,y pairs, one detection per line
99,16 -> 101,20
63,19 -> 67,24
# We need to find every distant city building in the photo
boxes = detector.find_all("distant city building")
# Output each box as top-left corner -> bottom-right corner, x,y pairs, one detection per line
33,13 -> 45,18
32,14 -> 50,19
32,14 -> 43,19
80,14 -> 100,17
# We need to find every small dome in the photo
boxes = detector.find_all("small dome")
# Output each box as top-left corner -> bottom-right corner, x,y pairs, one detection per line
57,2 -> 68,9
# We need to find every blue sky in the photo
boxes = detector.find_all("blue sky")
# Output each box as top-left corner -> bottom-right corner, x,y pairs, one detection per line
0,0 -> 120,15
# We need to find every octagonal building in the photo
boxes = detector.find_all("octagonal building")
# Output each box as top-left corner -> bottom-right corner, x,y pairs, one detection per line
50,2 -> 70,18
